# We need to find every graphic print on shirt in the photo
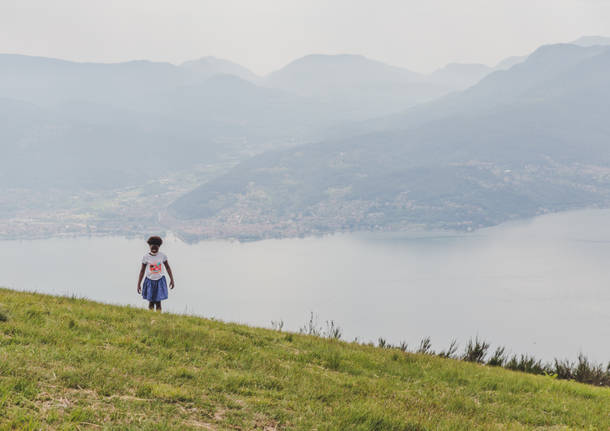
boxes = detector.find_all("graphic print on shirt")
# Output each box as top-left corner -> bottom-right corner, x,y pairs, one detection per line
149,262 -> 162,275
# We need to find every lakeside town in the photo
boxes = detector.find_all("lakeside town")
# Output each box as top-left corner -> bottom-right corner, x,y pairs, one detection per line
3,159 -> 610,242
0,163 -> 224,241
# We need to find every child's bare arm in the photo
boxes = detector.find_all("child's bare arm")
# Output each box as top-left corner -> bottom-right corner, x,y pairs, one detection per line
164,260 -> 175,289
137,263 -> 146,293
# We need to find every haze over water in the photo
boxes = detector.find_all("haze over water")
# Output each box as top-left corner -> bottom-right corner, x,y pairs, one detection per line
2,208 -> 609,363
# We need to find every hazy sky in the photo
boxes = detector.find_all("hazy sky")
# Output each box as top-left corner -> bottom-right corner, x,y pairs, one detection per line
2,0 -> 609,75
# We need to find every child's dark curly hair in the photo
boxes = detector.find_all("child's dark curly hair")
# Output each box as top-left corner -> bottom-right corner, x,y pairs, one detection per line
147,236 -> 163,246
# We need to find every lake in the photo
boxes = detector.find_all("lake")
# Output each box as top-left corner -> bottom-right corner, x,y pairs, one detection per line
2,208 -> 609,363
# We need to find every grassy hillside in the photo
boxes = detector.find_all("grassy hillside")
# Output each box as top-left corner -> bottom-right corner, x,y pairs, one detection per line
0,288 -> 608,430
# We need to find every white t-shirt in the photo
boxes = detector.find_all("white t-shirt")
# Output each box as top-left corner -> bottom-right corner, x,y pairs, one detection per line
142,252 -> 167,280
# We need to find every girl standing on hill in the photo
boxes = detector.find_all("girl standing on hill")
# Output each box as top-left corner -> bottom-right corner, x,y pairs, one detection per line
137,236 -> 175,312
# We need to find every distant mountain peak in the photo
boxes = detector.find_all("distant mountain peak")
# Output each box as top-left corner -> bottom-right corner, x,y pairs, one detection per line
180,56 -> 260,83
493,55 -> 527,71
571,35 -> 610,47
274,53 -> 418,71
267,53 -> 422,87
525,43 -> 608,68
284,53 -> 377,64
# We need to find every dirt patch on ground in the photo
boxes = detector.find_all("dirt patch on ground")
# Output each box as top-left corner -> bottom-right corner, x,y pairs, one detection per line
184,419 -> 217,430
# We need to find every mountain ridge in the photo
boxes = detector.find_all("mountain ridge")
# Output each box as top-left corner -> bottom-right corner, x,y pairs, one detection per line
169,43 -> 610,240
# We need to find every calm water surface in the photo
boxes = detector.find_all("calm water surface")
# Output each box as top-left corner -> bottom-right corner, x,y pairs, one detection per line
2,209 -> 610,362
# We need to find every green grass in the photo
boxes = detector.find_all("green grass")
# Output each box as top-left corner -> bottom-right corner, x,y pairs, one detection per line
0,288 -> 608,430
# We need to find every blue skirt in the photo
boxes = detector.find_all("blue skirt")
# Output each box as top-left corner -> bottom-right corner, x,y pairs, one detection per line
142,276 -> 168,302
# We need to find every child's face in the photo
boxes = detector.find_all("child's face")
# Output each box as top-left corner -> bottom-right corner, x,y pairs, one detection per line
149,244 -> 160,254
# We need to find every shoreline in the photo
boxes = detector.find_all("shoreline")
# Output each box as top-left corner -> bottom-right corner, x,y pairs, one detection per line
2,205 -> 610,243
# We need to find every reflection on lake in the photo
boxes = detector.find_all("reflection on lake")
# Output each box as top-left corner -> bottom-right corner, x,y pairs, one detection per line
2,208 -> 610,362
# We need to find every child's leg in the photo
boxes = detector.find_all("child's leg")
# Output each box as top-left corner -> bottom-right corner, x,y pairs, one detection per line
148,301 -> 155,310
155,301 -> 162,312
